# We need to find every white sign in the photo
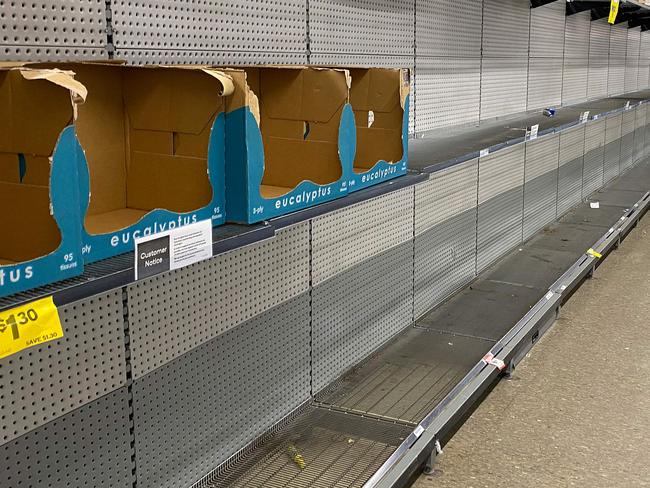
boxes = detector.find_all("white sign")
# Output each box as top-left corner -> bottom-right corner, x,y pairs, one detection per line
134,219 -> 213,280
590,201 -> 600,209
580,111 -> 590,123
480,148 -> 490,157
528,124 -> 539,141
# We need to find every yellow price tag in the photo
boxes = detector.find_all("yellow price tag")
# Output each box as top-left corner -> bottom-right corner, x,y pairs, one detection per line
0,296 -> 63,360
608,0 -> 619,24
587,248 -> 603,259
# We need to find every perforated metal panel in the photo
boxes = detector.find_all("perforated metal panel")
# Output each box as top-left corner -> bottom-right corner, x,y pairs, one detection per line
589,19 -> 610,58
0,290 -> 126,445
638,60 -> 650,90
604,114 -> 622,184
311,188 -> 413,286
0,0 -> 107,61
588,57 -> 609,99
478,145 -> 526,204
132,293 -> 311,488
309,0 -> 414,56
414,209 -> 477,320
111,0 -> 307,64
482,0 -> 530,57
607,58 -> 626,96
416,0 -> 482,58
4,387 -> 134,488
312,241 -> 413,394
414,159 -> 478,236
564,11 -> 590,59
477,186 -> 524,273
562,57 -> 588,105
523,134 -> 559,240
621,109 -> 636,172
634,107 -> 646,163
415,57 -> 481,130
529,0 -> 565,57
557,125 -> 585,217
583,120 -> 606,197
480,57 -> 529,120
309,53 -> 414,68
528,57 -> 563,110
609,23 -> 628,58
625,28 -> 641,93
127,223 -> 309,379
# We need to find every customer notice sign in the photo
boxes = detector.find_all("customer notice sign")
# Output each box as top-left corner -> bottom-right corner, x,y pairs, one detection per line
135,219 -> 213,280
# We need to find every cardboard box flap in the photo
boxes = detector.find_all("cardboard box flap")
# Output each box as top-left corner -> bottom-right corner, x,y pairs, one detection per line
0,69 -> 77,156
350,69 -> 402,113
260,68 -> 349,123
123,67 -> 227,135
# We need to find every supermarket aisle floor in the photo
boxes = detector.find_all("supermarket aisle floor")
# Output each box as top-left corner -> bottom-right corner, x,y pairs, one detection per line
415,216 -> 650,488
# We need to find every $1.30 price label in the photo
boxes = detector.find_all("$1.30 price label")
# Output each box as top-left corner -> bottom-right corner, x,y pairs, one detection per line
0,296 -> 64,360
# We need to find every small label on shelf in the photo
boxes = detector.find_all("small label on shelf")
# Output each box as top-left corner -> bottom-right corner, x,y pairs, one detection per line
135,219 -> 213,280
528,124 -> 539,141
590,201 -> 600,209
480,148 -> 490,157
0,296 -> 63,360
580,111 -> 590,123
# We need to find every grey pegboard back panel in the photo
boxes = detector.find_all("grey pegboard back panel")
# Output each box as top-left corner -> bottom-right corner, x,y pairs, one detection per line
482,0 -> 530,58
480,57 -> 529,120
415,57 -> 481,130
584,118 -> 606,153
562,57 -> 588,105
312,241 -> 413,394
564,10 -> 590,59
589,19 -> 610,58
416,0 -> 483,58
607,59 -> 625,96
638,60 -> 650,90
604,140 -> 621,184
115,49 -> 308,65
623,109 -> 637,136
414,209 -> 477,320
525,133 -> 559,182
476,186 -> 524,273
478,144 -> 525,204
523,170 -> 558,241
529,0 -> 566,57
0,290 -> 126,445
642,31 -> 650,59
111,0 -> 307,54
559,124 -> 585,166
4,387 -> 134,488
582,146 -> 604,197
0,0 -> 107,61
527,57 -> 563,110
127,222 -> 309,379
625,60 -> 639,94
627,27 -> 641,59
309,0 -> 414,56
309,53 -> 414,68
621,130 -> 635,171
609,23 -> 628,58
605,113 -> 623,145
132,293 -> 311,488
557,157 -> 583,217
414,158 -> 478,236
311,187 -> 413,286
588,57 -> 609,100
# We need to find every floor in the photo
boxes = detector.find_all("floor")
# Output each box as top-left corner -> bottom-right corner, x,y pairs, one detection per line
415,216 -> 650,488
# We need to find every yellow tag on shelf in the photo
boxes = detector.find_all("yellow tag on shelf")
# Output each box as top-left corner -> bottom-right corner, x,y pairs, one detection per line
608,0 -> 620,24
587,248 -> 603,259
0,296 -> 63,360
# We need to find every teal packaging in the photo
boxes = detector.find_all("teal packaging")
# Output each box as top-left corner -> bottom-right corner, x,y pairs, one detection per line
0,67 -> 85,298
346,68 -> 410,193
224,67 -> 355,224
69,64 -> 233,263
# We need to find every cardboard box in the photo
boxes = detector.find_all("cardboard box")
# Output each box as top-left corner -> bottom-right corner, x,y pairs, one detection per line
224,67 -> 355,223
0,66 -> 86,297
347,68 -> 410,192
66,63 -> 234,262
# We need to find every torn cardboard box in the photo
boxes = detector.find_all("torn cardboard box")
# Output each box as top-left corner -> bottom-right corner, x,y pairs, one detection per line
61,63 -> 233,262
0,66 -> 85,298
224,67 -> 355,223
347,68 -> 410,192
